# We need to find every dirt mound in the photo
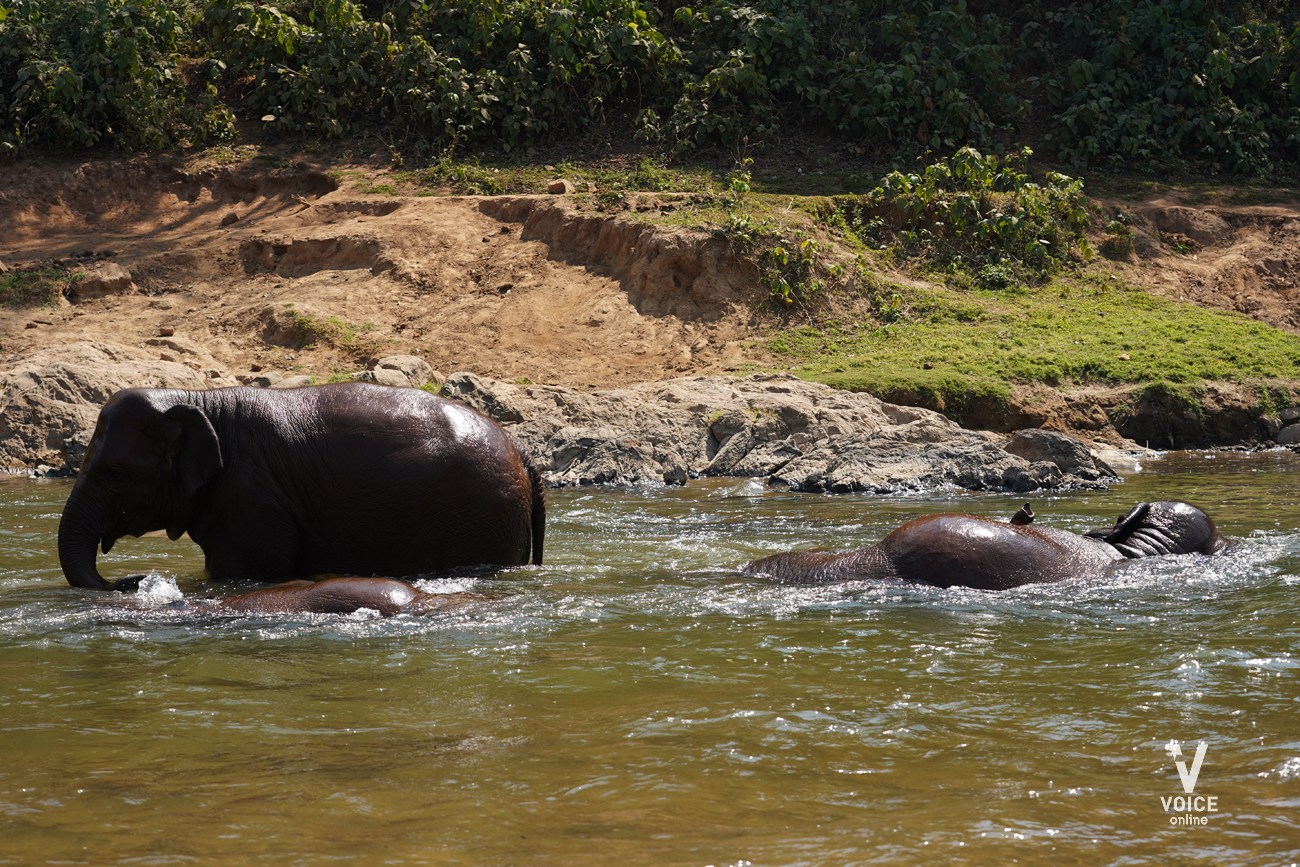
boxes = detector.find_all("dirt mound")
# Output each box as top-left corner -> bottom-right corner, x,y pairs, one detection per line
481,197 -> 755,321
1105,194 -> 1300,333
0,158 -> 337,242
0,157 -> 760,393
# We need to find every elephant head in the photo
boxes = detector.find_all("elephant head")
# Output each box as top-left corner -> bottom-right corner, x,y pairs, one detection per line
58,390 -> 223,590
1085,500 -> 1229,559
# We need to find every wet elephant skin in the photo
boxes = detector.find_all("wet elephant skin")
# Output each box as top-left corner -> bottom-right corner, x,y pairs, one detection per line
744,501 -> 1229,591
58,383 -> 545,591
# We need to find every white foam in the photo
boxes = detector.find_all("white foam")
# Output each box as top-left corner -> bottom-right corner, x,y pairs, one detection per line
136,573 -> 183,606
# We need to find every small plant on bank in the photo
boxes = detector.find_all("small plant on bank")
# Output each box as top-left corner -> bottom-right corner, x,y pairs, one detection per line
1100,219 -> 1136,257
0,268 -> 76,307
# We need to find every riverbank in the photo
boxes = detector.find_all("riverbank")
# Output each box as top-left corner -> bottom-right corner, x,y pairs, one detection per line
2,152 -> 1300,479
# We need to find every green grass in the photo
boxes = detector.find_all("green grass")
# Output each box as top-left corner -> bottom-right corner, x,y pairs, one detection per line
0,269 -> 75,308
768,270 -> 1300,409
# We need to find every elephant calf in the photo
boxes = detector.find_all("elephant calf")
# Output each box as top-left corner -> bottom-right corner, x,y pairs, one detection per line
744,501 -> 1229,590
58,384 -> 545,591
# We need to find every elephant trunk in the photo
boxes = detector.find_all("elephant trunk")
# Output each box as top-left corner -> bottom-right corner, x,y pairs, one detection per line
57,483 -> 110,589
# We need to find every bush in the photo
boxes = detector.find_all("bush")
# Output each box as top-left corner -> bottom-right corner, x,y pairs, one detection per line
2,0 -> 1297,171
0,0 -> 233,152
839,147 -> 1093,276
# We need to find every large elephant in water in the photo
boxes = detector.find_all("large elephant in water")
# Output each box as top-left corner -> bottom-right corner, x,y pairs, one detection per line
58,384 -> 545,591
744,501 -> 1229,590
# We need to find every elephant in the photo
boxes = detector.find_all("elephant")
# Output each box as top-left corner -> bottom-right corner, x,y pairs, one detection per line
743,500 -> 1229,590
196,577 -> 485,616
58,383 -> 545,592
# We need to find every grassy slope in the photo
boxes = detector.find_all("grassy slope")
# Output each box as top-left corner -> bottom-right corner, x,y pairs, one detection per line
768,272 -> 1300,402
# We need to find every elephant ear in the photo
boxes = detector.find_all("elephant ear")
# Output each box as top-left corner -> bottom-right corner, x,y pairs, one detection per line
164,404 -> 223,500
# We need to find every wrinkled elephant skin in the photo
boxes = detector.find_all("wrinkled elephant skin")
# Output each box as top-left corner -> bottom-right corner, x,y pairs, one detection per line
58,383 -> 545,591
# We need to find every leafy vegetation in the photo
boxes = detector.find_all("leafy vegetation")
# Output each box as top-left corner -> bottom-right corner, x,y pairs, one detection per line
0,0 -> 233,153
835,147 -> 1094,280
2,0 -> 1297,173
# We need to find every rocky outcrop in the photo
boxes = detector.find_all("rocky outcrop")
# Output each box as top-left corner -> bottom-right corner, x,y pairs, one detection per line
351,354 -> 440,389
439,371 -> 1119,493
67,263 -> 135,301
0,341 -> 240,472
0,342 -> 1123,493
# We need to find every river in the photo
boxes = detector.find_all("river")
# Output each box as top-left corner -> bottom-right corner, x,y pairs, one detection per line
1,450 -> 1298,865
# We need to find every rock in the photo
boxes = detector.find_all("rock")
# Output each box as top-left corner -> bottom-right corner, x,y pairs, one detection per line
251,372 -> 284,387
1281,406 -> 1300,424
157,326 -> 175,337
434,371 -> 1114,493
1004,429 -> 1114,479
352,367 -> 408,388
270,375 -> 314,389
1278,423 -> 1300,446
0,340 -> 238,470
547,179 -> 575,195
68,263 -> 134,301
361,354 -> 434,388
440,371 -> 528,423
221,211 -> 240,226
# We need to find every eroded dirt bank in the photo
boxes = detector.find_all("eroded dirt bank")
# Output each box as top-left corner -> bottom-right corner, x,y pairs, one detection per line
2,155 -> 1299,473
0,158 -> 758,390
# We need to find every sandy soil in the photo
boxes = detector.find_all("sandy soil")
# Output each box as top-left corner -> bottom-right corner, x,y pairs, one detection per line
0,155 -> 765,389
1,152 -> 1297,426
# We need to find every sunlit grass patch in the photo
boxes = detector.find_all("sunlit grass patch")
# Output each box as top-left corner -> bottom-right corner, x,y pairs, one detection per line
768,270 -> 1300,404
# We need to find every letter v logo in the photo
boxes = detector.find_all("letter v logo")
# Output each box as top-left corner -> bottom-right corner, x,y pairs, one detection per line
1172,741 -> 1208,793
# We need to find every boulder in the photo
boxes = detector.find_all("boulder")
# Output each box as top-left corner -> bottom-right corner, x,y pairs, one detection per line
68,263 -> 134,301
437,371 -> 1117,493
1004,428 -> 1116,481
1278,423 -> 1300,446
352,354 -> 436,388
0,341 -> 238,471
270,375 -> 315,389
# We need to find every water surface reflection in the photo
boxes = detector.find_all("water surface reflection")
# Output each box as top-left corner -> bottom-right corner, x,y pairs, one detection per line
0,450 -> 1297,865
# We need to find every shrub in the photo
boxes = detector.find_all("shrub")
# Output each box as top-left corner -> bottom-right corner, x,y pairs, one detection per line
0,0 -> 233,152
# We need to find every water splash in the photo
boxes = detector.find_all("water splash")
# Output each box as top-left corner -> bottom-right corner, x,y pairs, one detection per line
136,572 -> 183,606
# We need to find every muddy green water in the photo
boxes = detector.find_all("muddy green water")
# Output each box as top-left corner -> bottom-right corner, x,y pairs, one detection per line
2,451 -> 1298,865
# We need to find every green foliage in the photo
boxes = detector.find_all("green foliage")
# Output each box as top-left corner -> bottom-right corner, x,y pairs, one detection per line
716,209 -> 877,308
0,0 -> 233,152
839,147 -> 1092,277
287,310 -> 373,355
1043,0 -> 1300,173
4,0 -> 1298,170
1100,218 -> 1135,257
0,268 -> 75,307
205,0 -> 664,148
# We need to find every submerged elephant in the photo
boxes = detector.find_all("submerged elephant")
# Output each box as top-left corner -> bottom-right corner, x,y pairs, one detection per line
181,577 -> 484,617
743,501 -> 1229,590
58,384 -> 545,591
